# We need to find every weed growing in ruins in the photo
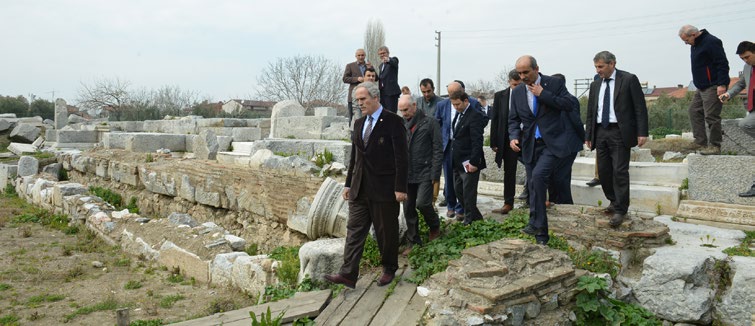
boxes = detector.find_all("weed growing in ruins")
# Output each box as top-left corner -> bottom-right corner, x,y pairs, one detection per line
269,246 -> 300,286
699,234 -> 718,248
57,168 -> 68,181
205,298 -> 238,315
713,258 -> 733,303
575,276 -> 661,325
126,197 -> 140,214
64,266 -> 85,282
313,148 -> 334,168
722,231 -> 754,257
655,202 -> 662,216
145,153 -> 154,163
129,319 -> 163,326
679,178 -> 689,190
159,294 -> 185,308
26,293 -> 65,307
0,283 -> 11,291
245,243 -> 259,256
0,314 -> 20,325
124,280 -> 143,290
19,225 -> 32,238
250,306 -> 285,326
89,186 -> 123,208
361,236 -> 382,268
2,183 -> 16,197
384,275 -> 401,298
568,249 -> 621,279
293,317 -> 316,326
11,207 -> 77,234
63,296 -> 120,322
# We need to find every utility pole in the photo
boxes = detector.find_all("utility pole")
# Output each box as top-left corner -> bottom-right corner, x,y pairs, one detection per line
573,78 -> 592,98
435,30 -> 441,96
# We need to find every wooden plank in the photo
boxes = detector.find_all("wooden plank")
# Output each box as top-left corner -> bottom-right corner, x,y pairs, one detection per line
315,273 -> 376,326
369,268 -> 418,326
392,291 -> 428,326
172,289 -> 331,326
340,267 -> 407,326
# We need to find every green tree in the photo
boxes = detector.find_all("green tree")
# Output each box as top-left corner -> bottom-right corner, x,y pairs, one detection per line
0,95 -> 29,116
29,99 -> 54,120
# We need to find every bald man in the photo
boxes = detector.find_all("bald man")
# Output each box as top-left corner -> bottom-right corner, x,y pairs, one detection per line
343,48 -> 371,126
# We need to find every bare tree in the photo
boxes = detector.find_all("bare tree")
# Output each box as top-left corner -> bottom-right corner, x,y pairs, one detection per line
363,19 -> 385,70
76,77 -> 131,120
466,79 -> 497,100
255,55 -> 346,108
152,85 -> 199,116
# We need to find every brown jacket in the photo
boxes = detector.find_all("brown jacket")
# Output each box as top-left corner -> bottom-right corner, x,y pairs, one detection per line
343,61 -> 366,102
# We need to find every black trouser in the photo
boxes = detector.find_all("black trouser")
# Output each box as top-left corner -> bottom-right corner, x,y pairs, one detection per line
380,94 -> 399,113
453,168 -> 482,222
339,195 -> 399,280
595,124 -> 631,214
403,181 -> 440,245
525,140 -> 564,243
501,143 -> 519,205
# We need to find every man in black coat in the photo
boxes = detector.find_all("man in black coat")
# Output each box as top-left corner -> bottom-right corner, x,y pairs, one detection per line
398,94 -> 442,254
378,46 -> 400,113
450,90 -> 486,225
585,51 -> 648,228
324,81 -> 409,289
490,69 -> 522,215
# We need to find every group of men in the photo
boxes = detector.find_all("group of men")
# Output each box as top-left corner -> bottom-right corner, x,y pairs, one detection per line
327,28 -> 755,288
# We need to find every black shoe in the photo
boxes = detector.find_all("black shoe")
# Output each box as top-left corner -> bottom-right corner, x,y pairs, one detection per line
462,216 -> 482,226
739,186 -> 755,197
609,213 -> 626,228
520,225 -> 543,236
586,178 -> 600,187
455,213 -> 465,222
603,204 -> 616,215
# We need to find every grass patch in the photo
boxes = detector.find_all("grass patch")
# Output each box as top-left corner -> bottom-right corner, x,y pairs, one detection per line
130,320 -> 163,326
11,207 -> 76,233
124,280 -> 143,290
159,294 -> 185,308
0,283 -> 11,291
722,231 -> 754,257
89,186 -> 123,208
64,266 -> 85,282
27,293 -> 65,306
63,297 -> 119,322
0,314 -> 20,326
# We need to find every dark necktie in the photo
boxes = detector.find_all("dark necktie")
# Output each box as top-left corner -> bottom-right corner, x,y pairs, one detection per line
601,78 -> 612,128
451,111 -> 461,138
363,116 -> 374,146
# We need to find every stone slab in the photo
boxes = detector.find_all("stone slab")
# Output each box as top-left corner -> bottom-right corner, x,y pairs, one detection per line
56,130 -> 98,143
8,143 -> 37,156
675,201 -> 755,229
687,154 -> 755,206
125,133 -> 187,152
0,164 -> 18,190
571,157 -> 687,187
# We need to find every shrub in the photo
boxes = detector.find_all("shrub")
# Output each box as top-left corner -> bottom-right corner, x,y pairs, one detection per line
575,276 -> 661,325
89,186 -> 123,208
568,249 -> 621,279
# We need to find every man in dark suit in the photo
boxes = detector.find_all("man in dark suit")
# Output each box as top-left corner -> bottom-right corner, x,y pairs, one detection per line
343,49 -> 371,126
509,55 -> 580,245
549,73 -> 585,205
490,69 -> 522,215
450,91 -> 486,225
324,81 -> 409,288
435,81 -> 483,221
377,46 -> 400,113
585,51 -> 649,228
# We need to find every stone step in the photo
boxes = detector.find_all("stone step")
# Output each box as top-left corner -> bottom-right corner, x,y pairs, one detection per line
675,200 -> 755,231
571,157 -> 687,187
216,151 -> 251,167
230,141 -> 255,155
474,180 -> 679,215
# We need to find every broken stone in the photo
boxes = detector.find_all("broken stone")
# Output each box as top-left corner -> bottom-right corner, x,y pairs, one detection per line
205,239 -> 228,250
168,212 -> 197,227
92,261 -> 104,268
224,234 -> 246,251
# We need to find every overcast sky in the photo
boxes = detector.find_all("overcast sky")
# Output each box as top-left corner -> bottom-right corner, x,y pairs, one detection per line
1,0 -> 753,104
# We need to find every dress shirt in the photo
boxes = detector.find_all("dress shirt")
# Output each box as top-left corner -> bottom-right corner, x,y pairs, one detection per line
597,69 -> 617,123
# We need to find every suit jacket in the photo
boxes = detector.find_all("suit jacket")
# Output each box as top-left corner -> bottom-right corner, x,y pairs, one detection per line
585,69 -> 649,149
451,106 -> 487,171
435,96 -> 485,152
343,61 -> 366,102
490,88 -> 512,167
726,63 -> 753,111
379,57 -> 401,96
345,109 -> 409,202
508,74 -> 580,164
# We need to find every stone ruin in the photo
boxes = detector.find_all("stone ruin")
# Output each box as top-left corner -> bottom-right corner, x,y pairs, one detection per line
1,98 -> 754,325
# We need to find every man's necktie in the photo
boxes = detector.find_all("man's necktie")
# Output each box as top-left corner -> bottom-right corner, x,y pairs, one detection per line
533,95 -> 541,139
602,78 -> 612,128
451,111 -> 460,138
363,116 -> 374,146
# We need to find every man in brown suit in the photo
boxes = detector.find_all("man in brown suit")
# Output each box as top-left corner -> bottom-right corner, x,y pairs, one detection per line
343,49 -> 371,126
325,81 -> 409,288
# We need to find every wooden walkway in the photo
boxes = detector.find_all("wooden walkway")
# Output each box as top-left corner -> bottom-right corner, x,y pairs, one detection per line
171,264 -> 426,325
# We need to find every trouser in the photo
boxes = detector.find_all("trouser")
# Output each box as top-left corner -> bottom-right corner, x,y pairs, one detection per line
689,87 -> 722,147
453,168 -> 482,222
403,181 -> 441,245
525,140 -> 563,243
595,124 -> 631,214
380,94 -> 399,113
442,147 -> 463,214
339,196 -> 399,280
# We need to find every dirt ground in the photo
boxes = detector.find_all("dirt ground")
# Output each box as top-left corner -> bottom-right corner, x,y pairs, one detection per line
0,195 -> 257,326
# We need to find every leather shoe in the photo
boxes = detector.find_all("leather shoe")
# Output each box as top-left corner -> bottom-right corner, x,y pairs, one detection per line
491,204 -> 514,215
603,205 -> 616,215
462,217 -> 481,226
520,225 -> 543,236
455,213 -> 464,222
377,272 -> 395,286
609,213 -> 626,228
428,229 -> 440,241
324,274 -> 356,289
739,185 -> 755,197
586,178 -> 600,187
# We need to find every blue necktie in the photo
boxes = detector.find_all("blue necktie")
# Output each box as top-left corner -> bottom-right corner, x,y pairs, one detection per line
601,78 -> 612,128
533,95 -> 541,139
